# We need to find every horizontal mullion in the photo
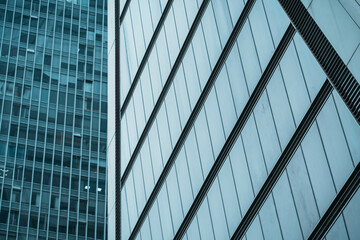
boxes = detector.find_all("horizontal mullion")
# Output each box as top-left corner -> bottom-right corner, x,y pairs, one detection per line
230,80 -> 333,240
308,162 -> 360,240
126,0 -> 257,239
175,23 -> 296,240
120,0 -> 211,189
120,0 -> 175,117
277,0 -> 360,126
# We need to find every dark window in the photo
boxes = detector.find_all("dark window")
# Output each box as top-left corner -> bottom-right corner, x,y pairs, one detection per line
52,173 -> 60,188
44,54 -> 51,65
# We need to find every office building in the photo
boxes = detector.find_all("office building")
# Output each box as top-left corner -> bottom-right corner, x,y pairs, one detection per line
108,0 -> 360,239
0,0 -> 108,239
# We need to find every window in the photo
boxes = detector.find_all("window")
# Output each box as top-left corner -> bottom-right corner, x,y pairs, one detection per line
75,115 -> 82,128
93,99 -> 99,112
89,178 -> 96,193
31,87 -> 40,101
8,142 -> 16,157
40,88 -> 48,102
63,153 -> 71,168
19,212 -> 28,227
88,221 -> 95,238
26,146 -> 34,161
97,200 -> 105,217
21,105 -> 29,118
33,169 -> 42,183
10,124 -> 18,137
50,90 -> 57,104
54,151 -> 62,166
68,220 -> 76,235
12,188 -> 21,203
43,171 -> 51,186
6,83 -> 14,96
85,80 -> 92,92
80,176 -> 88,190
76,95 -> 83,108
41,191 -> 49,208
12,103 -> 20,117
21,188 -> 31,204
56,130 -> 63,145
48,109 -> 56,123
79,199 -> 87,214
15,84 -> 22,97
91,136 -> 98,152
49,215 -> 57,232
39,213 -> 48,230
23,85 -> 31,99
60,195 -> 68,210
31,191 -> 40,206
1,119 -> 9,135
52,173 -> 60,188
45,130 -> 54,145
71,175 -> 79,191
9,210 -> 19,225
84,116 -> 90,130
30,107 -> 38,120
79,43 -> 86,55
57,111 -> 65,125
14,165 -> 23,180
83,135 -> 90,149
0,80 -> 4,95
10,46 -> 18,57
45,150 -> 53,164
44,54 -> 51,65
58,92 -> 66,106
0,141 -> 6,156
59,217 -> 67,233
64,132 -> 72,147
72,155 -> 80,170
37,127 -> 45,142
85,97 -> 92,110
74,134 -> 82,148
78,221 -> 86,236
29,212 -> 38,229
28,127 -> 36,140
39,107 -> 47,122
50,196 -> 59,209
66,112 -> 73,126
100,118 -> 106,132
3,100 -> 11,115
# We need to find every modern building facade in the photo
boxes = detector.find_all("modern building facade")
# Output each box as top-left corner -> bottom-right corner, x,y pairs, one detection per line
108,0 -> 360,239
0,0 -> 108,239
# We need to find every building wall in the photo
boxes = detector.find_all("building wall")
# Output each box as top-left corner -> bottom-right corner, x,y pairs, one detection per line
110,0 -> 360,239
0,0 -> 108,239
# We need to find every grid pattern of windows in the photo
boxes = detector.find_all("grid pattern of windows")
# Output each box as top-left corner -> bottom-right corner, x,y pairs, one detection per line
108,0 -> 360,239
0,0 -> 107,239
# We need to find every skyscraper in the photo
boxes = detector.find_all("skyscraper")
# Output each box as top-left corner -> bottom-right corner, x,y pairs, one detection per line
0,0 -> 108,239
108,0 -> 360,239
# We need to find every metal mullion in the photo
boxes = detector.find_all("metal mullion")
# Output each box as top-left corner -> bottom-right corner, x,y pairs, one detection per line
175,23 -> 296,240
230,80 -> 333,240
126,1 -> 257,239
120,0 -> 175,117
309,162 -> 360,240
119,0 -> 131,26
277,0 -> 360,126
115,0 -> 121,239
120,0 -> 210,189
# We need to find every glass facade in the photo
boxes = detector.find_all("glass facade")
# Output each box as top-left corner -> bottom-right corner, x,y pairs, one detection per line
108,0 -> 360,239
0,0 -> 107,239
